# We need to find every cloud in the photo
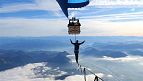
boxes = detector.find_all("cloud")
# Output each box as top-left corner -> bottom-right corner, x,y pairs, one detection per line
102,56 -> 143,62
0,0 -> 60,13
78,1 -> 143,22
81,19 -> 143,36
89,0 -> 143,7
2,0 -> 143,13
81,55 -> 143,63
1,17 -> 143,36
1,0 -> 143,22
0,62 -> 70,81
107,74 -> 113,78
0,18 -> 67,36
0,62 -> 47,81
59,74 -> 104,81
0,62 -> 109,81
79,7 -> 143,22
1,0 -> 143,36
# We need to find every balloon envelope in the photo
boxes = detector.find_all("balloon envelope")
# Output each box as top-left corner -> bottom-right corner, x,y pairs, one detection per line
56,0 -> 89,18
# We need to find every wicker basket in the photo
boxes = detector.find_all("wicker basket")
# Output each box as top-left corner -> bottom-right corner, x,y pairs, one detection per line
68,25 -> 80,34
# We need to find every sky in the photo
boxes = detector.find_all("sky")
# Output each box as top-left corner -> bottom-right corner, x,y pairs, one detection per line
1,0 -> 143,36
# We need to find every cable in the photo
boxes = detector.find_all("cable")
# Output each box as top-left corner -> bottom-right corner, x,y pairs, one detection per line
75,34 -> 76,41
77,63 -> 104,81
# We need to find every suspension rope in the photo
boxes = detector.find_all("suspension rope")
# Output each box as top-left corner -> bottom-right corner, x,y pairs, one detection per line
74,34 -> 76,42
77,63 -> 104,81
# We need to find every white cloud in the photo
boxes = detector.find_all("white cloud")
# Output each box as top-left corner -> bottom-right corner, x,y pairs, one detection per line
79,8 -> 143,22
1,0 -> 143,36
1,17 -> 143,36
102,56 -> 143,62
81,19 -> 143,36
0,18 -> 67,36
81,55 -> 143,63
0,0 -> 60,13
0,62 -> 49,81
0,62 -> 108,81
89,0 -> 143,7
60,74 -> 104,81
0,62 -> 72,81
107,74 -> 113,78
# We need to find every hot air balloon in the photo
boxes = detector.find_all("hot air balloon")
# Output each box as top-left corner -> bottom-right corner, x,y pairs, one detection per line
57,0 -> 89,35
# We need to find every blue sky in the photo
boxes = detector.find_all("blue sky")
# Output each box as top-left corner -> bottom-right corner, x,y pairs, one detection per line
0,0 -> 143,36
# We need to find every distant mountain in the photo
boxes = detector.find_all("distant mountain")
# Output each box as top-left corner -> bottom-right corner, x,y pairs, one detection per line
81,47 -> 127,58
0,37 -> 69,50
127,50 -> 143,56
1,36 -> 143,51
93,43 -> 143,50
0,49 -> 71,71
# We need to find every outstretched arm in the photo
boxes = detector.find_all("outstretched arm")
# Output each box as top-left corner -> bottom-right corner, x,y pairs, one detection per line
79,40 -> 85,45
70,39 -> 74,44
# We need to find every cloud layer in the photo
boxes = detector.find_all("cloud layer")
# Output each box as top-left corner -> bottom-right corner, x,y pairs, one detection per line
0,0 -> 143,36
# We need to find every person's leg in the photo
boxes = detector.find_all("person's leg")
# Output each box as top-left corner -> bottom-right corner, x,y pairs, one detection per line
74,50 -> 79,63
75,53 -> 78,63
